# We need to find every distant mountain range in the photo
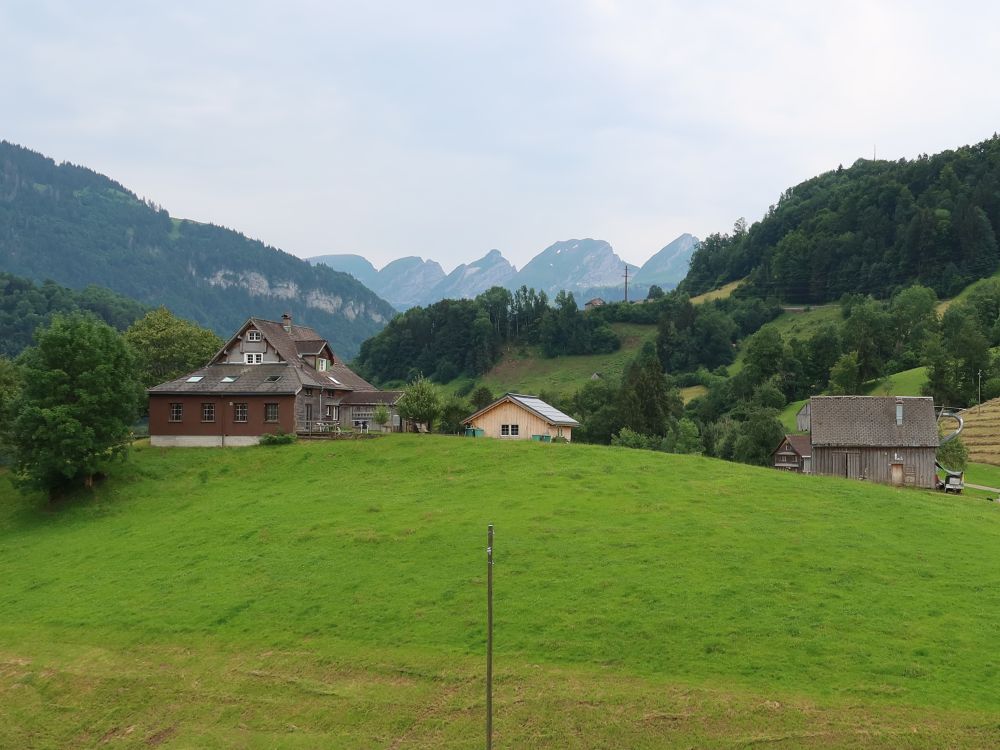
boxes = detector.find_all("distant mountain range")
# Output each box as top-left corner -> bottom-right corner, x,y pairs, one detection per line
0,141 -> 396,359
310,233 -> 699,308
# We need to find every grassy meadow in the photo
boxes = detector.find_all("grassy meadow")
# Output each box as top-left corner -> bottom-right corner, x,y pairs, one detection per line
475,322 -> 657,397
2,436 -> 1000,747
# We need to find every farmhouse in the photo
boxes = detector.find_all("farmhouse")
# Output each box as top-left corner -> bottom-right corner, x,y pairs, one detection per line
464,393 -> 579,442
148,315 -> 402,446
809,395 -> 939,488
584,298 -> 606,310
772,434 -> 811,473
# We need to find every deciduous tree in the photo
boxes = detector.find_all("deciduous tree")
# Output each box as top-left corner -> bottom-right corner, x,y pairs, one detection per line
10,314 -> 143,496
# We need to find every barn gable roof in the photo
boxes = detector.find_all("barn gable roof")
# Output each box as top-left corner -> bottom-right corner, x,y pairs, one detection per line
463,393 -> 580,427
810,396 -> 939,448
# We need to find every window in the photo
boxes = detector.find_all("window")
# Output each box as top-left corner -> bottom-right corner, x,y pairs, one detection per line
201,403 -> 215,422
501,424 -> 519,437
246,329 -> 262,342
510,424 -> 519,436
265,375 -> 281,383
233,403 -> 248,422
325,404 -> 338,420
305,404 -> 313,422
304,388 -> 313,396
317,358 -> 328,371
245,352 -> 263,365
328,376 -> 342,385
169,403 -> 183,422
221,375 -> 238,383
186,375 -> 204,383
265,403 -> 279,422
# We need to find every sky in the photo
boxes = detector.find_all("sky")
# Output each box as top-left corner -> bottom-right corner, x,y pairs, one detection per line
3,1 -> 1000,272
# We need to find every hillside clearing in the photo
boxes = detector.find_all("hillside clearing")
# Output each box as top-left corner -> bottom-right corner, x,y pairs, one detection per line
476,322 -> 656,396
2,437 -> 1000,747
690,278 -> 744,304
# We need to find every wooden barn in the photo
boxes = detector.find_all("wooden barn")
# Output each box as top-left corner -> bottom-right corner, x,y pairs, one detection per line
809,396 -> 939,488
463,393 -> 579,442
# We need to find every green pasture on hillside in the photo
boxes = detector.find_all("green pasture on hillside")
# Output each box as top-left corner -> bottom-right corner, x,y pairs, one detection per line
476,322 -> 656,397
2,437 -> 1000,747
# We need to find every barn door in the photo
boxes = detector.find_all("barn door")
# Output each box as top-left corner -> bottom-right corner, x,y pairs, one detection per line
890,462 -> 904,486
846,452 -> 861,479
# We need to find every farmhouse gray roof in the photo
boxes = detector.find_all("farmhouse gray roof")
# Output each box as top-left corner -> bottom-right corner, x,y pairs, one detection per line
464,393 -> 580,427
149,363 -> 301,395
809,396 -> 939,448
780,434 -> 812,457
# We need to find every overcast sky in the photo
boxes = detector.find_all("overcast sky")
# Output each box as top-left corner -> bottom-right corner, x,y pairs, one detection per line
3,1 -> 1000,272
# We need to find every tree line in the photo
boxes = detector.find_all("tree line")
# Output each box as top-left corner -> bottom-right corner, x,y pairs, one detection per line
682,135 -> 1000,303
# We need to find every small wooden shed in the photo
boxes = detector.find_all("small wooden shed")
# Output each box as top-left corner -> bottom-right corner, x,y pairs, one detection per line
809,396 -> 939,488
463,393 -> 580,442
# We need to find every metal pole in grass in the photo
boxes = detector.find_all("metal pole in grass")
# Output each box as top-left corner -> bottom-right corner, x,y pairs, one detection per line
486,524 -> 494,750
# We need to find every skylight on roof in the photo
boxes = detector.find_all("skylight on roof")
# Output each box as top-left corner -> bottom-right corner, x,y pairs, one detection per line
221,375 -> 238,383
186,376 -> 204,383
265,375 -> 281,382
328,376 -> 342,385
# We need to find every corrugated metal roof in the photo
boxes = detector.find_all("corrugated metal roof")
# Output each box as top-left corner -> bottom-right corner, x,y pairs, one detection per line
810,396 -> 939,448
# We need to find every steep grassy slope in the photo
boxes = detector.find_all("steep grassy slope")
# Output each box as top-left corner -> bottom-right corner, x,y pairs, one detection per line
473,322 -> 657,396
2,437 -> 1000,747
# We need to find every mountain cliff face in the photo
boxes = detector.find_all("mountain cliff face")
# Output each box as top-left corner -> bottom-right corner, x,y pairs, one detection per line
306,253 -> 380,290
425,249 -> 516,302
508,239 -> 626,298
0,141 -> 395,359
377,257 -> 446,308
633,234 -> 699,287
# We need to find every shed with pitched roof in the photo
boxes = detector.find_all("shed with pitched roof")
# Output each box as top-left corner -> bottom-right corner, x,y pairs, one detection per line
809,396 -> 939,488
463,393 -> 580,442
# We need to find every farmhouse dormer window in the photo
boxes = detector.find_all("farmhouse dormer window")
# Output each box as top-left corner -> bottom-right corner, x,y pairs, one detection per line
317,357 -> 328,371
245,353 -> 263,365
246,330 -> 262,342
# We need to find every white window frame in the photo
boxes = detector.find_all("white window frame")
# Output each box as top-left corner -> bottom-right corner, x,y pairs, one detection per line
169,403 -> 183,422
245,352 -> 263,365
233,403 -> 248,422
246,330 -> 262,342
264,403 -> 279,422
201,403 -> 215,422
317,357 -> 328,371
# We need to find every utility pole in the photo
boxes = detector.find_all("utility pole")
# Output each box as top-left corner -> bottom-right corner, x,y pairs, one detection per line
623,264 -> 630,304
979,369 -> 983,414
486,524 -> 494,750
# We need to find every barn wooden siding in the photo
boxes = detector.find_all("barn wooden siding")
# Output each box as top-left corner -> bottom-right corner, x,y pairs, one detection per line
812,446 -> 937,488
468,401 -> 573,441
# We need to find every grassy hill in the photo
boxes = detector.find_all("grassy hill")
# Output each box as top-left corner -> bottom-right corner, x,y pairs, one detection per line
2,437 -> 1000,747
466,322 -> 658,397
958,398 -> 1000,466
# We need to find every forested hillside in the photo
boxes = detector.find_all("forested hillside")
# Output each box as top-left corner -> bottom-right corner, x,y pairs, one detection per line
0,272 -> 147,357
682,135 -> 1000,302
0,141 -> 396,358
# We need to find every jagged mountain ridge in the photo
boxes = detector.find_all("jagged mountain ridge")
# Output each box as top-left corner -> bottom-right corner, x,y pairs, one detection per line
0,141 -> 395,359
311,234 -> 698,307
425,249 -> 516,302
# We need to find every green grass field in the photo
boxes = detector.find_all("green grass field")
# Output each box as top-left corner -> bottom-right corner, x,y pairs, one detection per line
2,437 -> 1000,747
477,322 -> 657,397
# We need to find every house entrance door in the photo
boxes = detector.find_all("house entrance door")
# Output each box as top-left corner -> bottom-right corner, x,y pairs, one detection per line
890,462 -> 904,486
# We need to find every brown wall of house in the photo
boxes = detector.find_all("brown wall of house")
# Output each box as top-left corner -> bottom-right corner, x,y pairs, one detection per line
149,394 -> 296,437
813,445 -> 937,488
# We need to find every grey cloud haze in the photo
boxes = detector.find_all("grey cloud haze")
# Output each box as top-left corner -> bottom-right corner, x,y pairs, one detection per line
3,1 -> 999,271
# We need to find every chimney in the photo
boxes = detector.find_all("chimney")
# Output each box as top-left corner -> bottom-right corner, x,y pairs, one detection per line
895,397 -> 903,426
282,313 -> 292,333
